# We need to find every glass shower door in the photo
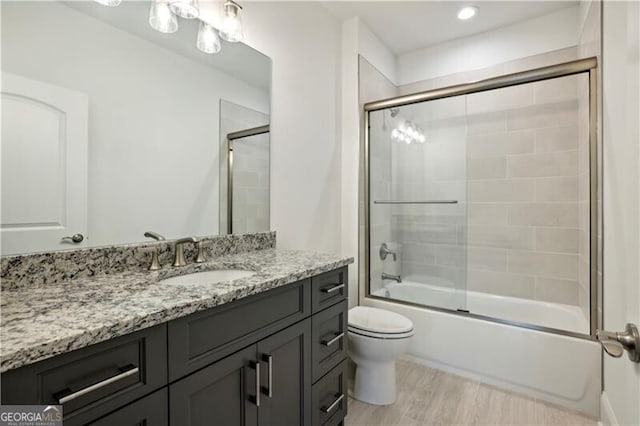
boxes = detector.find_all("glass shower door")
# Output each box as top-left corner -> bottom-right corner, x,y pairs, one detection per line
368,96 -> 468,312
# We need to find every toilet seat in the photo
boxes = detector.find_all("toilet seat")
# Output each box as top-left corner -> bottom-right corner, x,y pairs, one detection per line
348,326 -> 414,340
348,306 -> 414,339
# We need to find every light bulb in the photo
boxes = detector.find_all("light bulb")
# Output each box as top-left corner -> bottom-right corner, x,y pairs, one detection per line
169,0 -> 199,19
149,0 -> 178,33
94,0 -> 122,6
197,21 -> 222,54
457,6 -> 478,20
219,0 -> 244,42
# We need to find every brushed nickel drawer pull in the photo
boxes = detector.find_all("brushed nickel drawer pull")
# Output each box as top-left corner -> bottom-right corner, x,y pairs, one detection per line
58,365 -> 139,404
321,283 -> 344,294
321,332 -> 345,347
262,354 -> 273,397
252,361 -> 261,407
321,393 -> 344,414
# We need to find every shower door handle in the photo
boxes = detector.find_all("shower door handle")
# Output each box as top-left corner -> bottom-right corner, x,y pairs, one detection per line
596,323 -> 640,363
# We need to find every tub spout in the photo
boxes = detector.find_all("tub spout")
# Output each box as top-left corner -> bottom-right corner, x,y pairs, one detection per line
382,272 -> 401,283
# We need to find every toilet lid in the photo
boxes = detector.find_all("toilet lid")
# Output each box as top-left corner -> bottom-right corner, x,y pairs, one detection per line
348,306 -> 413,334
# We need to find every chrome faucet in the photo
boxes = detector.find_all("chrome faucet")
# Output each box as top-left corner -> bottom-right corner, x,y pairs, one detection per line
382,272 -> 401,283
379,243 -> 397,261
173,237 -> 206,267
144,231 -> 166,271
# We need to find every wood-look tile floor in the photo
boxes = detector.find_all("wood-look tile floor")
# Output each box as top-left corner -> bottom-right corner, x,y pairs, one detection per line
346,359 -> 598,426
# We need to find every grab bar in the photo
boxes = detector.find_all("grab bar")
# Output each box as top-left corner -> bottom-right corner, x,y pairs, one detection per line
373,200 -> 458,205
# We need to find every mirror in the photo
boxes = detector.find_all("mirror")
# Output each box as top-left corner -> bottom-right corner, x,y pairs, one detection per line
1,0 -> 271,255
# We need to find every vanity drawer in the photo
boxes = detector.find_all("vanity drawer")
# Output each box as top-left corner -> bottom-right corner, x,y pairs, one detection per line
311,268 -> 348,313
311,359 -> 348,426
88,388 -> 168,426
312,300 -> 347,382
1,324 -> 167,426
168,279 -> 311,380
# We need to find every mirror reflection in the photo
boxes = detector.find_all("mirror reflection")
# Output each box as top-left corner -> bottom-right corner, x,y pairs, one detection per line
1,0 -> 271,255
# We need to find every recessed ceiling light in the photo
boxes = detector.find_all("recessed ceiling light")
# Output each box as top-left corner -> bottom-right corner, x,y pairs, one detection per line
457,6 -> 478,20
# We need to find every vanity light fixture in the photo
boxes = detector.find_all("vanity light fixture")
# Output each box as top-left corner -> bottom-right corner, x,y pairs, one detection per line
169,0 -> 200,20
391,120 -> 425,145
457,6 -> 478,20
219,0 -> 244,42
197,21 -> 222,54
149,0 -> 179,34
94,0 -> 122,6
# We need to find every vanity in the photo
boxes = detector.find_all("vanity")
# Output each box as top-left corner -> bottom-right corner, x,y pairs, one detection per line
1,234 -> 353,426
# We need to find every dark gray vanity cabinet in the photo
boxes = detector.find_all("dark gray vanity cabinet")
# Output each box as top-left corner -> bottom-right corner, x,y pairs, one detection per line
170,319 -> 312,426
169,345 -> 259,425
1,267 -> 349,426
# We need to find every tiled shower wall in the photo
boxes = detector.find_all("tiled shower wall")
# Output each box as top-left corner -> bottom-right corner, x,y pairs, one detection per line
462,75 -> 588,305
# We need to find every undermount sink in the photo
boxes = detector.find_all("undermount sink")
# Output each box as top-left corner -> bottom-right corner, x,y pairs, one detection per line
159,269 -> 256,286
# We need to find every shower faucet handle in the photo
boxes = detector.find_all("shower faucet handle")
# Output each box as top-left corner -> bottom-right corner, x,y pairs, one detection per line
379,243 -> 397,261
596,323 -> 640,363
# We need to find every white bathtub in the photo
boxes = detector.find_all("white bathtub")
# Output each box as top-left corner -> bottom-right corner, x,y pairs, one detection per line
364,279 -> 602,417
374,280 -> 590,334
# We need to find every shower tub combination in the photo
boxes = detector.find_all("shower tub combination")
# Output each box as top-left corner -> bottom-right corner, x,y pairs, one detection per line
362,58 -> 601,417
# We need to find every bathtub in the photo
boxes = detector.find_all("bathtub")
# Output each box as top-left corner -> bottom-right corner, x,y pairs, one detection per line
373,280 -> 590,334
364,279 -> 602,417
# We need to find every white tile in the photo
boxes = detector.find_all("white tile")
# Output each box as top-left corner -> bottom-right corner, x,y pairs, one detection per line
508,203 -> 578,227
536,177 -> 579,201
507,150 -> 578,178
467,130 -> 535,158
507,103 -> 579,130
467,111 -> 507,135
467,269 -> 535,299
468,203 -> 509,225
468,157 -> 506,179
535,125 -> 578,153
534,75 -> 579,105
508,251 -> 578,280
535,228 -> 580,253
534,277 -> 580,305
465,225 -> 534,250
468,179 -> 536,202
467,247 -> 508,272
467,84 -> 534,115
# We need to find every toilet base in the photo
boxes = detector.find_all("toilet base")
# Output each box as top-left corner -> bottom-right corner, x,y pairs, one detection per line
351,361 -> 397,405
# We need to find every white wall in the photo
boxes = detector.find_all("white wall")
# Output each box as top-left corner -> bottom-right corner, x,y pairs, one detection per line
397,6 -> 580,85
340,18 -> 398,306
601,0 -> 640,424
225,2 -> 343,255
2,2 -> 269,247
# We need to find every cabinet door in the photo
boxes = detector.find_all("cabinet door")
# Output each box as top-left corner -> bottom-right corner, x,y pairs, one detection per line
88,389 -> 167,426
169,345 -> 258,426
257,319 -> 311,426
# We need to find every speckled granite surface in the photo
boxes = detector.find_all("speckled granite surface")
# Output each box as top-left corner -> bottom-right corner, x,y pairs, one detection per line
1,248 -> 353,372
1,232 -> 275,290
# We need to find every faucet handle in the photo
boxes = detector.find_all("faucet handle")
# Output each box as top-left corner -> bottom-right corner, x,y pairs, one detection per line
141,246 -> 162,271
379,243 -> 397,261
195,241 -> 207,263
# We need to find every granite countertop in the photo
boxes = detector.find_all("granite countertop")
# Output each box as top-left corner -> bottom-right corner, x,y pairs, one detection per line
1,249 -> 353,373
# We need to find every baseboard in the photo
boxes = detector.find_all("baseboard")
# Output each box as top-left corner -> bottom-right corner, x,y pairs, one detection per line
600,392 -> 618,426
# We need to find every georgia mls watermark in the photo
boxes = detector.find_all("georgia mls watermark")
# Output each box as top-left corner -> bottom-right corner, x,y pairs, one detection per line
0,405 -> 62,426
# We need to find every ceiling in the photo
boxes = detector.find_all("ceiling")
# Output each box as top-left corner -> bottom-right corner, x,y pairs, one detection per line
321,1 -> 578,55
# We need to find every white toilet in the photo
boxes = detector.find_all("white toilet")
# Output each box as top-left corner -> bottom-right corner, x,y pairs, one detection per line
347,306 -> 414,405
